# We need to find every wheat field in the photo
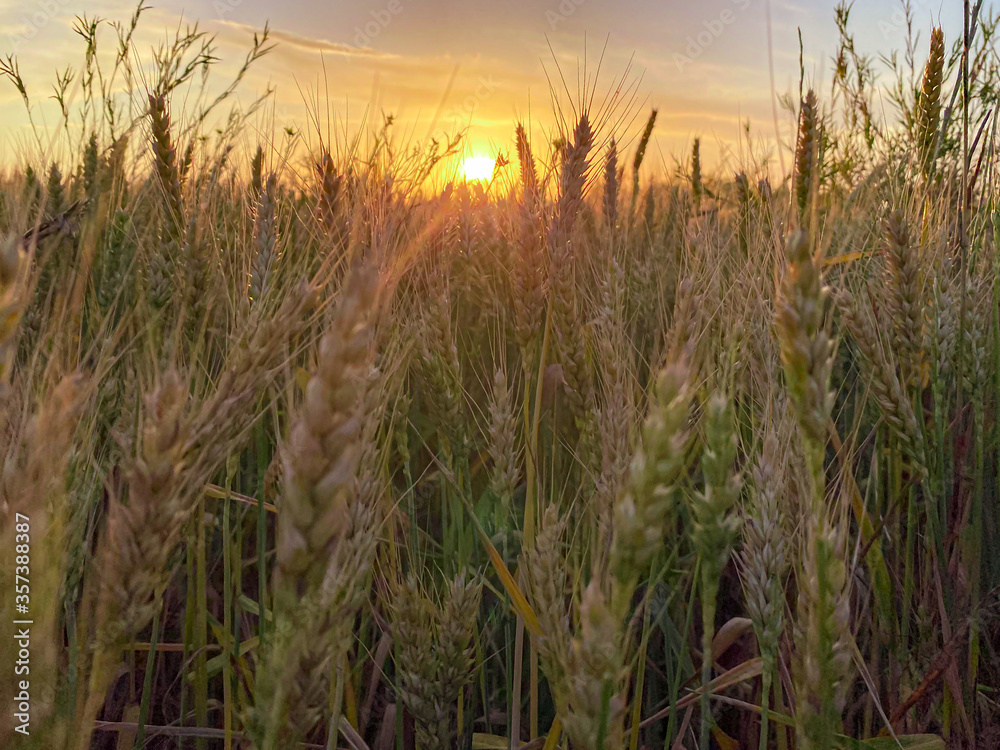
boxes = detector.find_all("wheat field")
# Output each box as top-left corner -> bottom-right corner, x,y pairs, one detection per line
1,2 -> 999,749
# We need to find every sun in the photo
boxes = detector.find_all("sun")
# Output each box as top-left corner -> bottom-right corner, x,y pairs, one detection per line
462,155 -> 495,182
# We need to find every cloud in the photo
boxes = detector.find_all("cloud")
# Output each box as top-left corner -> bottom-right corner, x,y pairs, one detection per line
216,20 -> 398,59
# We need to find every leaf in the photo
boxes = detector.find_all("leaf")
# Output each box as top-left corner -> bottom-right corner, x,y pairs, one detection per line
679,656 -> 763,708
862,736 -> 945,750
822,249 -> 870,267
653,582 -> 695,675
467,499 -> 543,637
711,616 -> 752,661
472,734 -> 508,750
204,483 -> 277,513
115,704 -> 140,750
295,365 -> 310,394
837,735 -> 945,750
542,717 -> 562,750
639,657 -> 763,729
238,594 -> 272,622
835,738 -> 867,750
187,635 -> 259,681
711,726 -> 739,750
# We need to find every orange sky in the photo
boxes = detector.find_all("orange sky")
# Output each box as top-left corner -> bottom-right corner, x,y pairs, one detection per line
0,0 -> 970,179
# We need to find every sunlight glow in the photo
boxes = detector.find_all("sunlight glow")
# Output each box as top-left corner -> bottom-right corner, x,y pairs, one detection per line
462,155 -> 495,181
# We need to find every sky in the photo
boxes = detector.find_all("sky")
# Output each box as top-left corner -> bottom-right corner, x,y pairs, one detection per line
0,0 -> 976,177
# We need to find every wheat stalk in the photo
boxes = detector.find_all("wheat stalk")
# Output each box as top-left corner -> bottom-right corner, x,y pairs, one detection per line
603,138 -> 619,229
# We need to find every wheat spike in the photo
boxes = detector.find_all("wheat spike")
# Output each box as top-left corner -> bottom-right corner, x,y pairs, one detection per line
631,107 -> 657,214
836,289 -> 927,478
148,93 -> 184,236
739,430 -> 789,749
774,229 -> 834,453
392,574 -> 481,750
0,374 -> 86,740
794,90 -> 819,218
254,267 -> 379,748
691,138 -> 703,209
793,515 -> 851,750
562,581 -> 627,750
101,371 -> 187,644
882,208 -> 923,385
278,268 -> 376,594
525,505 -> 571,704
487,367 -> 520,515
549,114 -> 596,442
915,28 -> 945,177
610,355 -> 693,595
512,124 -> 547,375
515,122 -> 539,207
250,174 -> 279,306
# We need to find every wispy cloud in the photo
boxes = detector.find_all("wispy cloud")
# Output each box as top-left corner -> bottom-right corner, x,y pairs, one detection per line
216,20 -> 398,59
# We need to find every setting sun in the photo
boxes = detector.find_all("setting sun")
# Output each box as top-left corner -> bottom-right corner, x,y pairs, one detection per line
462,155 -> 495,181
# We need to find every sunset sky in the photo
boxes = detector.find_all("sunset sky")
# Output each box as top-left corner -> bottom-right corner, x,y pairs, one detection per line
0,0 -> 970,176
